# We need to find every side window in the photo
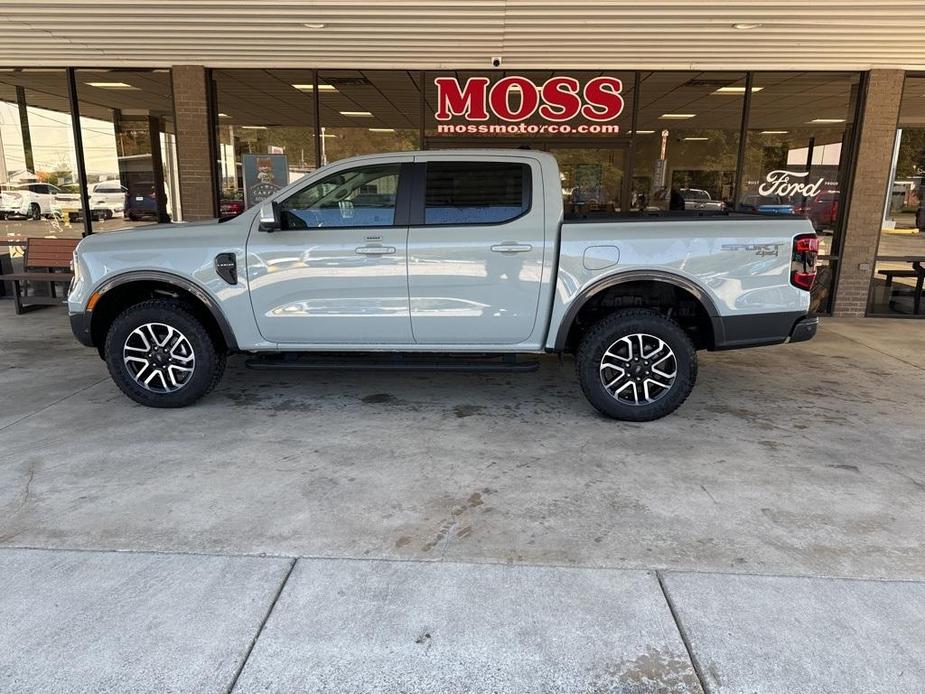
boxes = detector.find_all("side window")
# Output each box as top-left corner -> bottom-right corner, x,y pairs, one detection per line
424,162 -> 530,225
279,164 -> 401,230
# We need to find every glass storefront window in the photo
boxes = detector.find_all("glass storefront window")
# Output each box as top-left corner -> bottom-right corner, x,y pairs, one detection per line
75,70 -> 178,232
213,69 -> 318,217
742,72 -> 860,313
632,72 -> 745,214
869,74 -> 925,316
0,69 -> 80,243
424,71 -> 635,212
317,70 -> 421,162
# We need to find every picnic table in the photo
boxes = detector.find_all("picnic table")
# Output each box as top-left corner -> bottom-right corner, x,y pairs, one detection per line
876,255 -> 925,314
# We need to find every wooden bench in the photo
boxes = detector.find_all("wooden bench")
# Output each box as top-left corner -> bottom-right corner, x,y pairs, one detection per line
4,238 -> 79,314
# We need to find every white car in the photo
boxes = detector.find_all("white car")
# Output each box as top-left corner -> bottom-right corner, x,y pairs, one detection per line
54,181 -> 128,221
0,182 -> 60,220
680,188 -> 726,212
88,181 -> 127,219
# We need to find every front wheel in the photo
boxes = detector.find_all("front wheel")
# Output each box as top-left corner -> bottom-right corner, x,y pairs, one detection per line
104,299 -> 226,408
576,309 -> 697,421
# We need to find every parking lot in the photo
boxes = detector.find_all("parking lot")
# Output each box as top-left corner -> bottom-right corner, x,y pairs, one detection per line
1,302 -> 924,692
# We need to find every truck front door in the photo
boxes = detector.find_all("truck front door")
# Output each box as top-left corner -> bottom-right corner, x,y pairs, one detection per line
407,158 -> 545,344
247,160 -> 413,344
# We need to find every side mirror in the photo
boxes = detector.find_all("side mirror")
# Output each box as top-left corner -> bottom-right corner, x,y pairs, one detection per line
258,201 -> 281,232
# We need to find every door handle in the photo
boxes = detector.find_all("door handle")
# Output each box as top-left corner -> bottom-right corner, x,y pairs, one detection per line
355,245 -> 396,255
490,243 -> 532,253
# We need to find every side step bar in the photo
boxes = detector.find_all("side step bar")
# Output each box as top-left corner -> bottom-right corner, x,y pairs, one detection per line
244,353 -> 540,373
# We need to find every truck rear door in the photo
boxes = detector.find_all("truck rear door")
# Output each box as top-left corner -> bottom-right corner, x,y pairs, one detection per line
407,157 -> 545,344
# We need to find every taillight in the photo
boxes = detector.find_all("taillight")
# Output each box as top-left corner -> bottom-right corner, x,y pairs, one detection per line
791,233 -> 819,290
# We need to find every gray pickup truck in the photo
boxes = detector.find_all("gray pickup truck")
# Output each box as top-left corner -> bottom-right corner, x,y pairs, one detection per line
67,150 -> 819,421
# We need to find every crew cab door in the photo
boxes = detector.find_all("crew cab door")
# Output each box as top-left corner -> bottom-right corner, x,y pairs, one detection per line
246,159 -> 414,344
407,158 -> 545,344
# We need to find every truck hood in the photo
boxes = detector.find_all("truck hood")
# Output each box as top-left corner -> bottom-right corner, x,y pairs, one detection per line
76,215 -> 253,255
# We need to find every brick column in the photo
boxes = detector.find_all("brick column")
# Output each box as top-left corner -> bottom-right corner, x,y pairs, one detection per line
832,69 -> 905,317
171,65 -> 216,221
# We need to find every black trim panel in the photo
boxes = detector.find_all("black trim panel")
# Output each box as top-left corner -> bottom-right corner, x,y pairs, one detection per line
88,270 -> 239,351
788,315 -> 819,343
69,311 -> 93,347
393,162 -> 415,227
714,311 -> 808,350
553,270 -> 724,351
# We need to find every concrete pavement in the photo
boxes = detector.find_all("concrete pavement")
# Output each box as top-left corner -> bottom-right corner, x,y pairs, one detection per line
2,548 -> 924,693
1,305 -> 923,578
0,548 -> 292,693
1,303 -> 924,691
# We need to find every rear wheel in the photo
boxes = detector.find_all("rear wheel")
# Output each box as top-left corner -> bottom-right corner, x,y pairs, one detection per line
104,299 -> 226,408
576,309 -> 697,421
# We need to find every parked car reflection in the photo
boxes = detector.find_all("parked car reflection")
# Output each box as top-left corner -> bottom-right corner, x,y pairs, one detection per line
737,194 -> 796,215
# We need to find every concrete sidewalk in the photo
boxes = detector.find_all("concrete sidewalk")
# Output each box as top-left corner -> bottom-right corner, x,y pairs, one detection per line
1,304 -> 925,691
2,547 -> 923,693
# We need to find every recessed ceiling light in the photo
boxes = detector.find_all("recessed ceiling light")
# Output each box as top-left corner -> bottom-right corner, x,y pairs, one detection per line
292,83 -> 338,92
712,86 -> 763,94
760,130 -> 789,134
303,23 -> 326,29
732,22 -> 762,30
660,113 -> 695,119
85,82 -> 139,90
340,111 -> 373,117
633,130 -> 655,134
808,118 -> 845,124
682,137 -> 709,141
368,128 -> 395,132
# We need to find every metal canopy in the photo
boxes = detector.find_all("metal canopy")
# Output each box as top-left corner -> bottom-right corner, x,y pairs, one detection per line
1,1 -> 924,70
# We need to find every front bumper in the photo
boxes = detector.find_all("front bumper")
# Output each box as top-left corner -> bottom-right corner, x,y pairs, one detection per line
788,315 -> 819,343
69,311 -> 94,347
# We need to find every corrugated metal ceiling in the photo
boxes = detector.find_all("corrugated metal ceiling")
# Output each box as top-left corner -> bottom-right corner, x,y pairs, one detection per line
1,1 -> 924,70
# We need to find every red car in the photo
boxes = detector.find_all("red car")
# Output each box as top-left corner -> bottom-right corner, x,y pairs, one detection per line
219,198 -> 245,219
795,193 -> 839,232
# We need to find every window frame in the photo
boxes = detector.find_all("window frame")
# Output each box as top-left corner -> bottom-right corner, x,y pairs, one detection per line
410,160 -> 533,228
276,161 -> 413,231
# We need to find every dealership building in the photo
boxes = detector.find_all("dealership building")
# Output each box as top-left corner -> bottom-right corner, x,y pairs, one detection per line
1,1 -> 925,318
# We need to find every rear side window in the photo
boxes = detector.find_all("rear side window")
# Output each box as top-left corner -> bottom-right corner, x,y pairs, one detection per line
424,162 -> 530,225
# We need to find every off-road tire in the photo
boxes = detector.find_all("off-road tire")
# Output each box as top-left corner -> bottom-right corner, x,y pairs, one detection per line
104,299 -> 226,408
576,309 -> 697,421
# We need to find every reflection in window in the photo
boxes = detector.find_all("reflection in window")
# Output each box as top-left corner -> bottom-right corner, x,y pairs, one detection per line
213,69 -> 318,216
318,71 -> 421,163
424,162 -> 528,225
631,72 -> 744,213
869,74 -> 925,316
76,69 -> 179,231
0,70 -> 81,242
741,72 -> 859,314
280,164 -> 400,229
